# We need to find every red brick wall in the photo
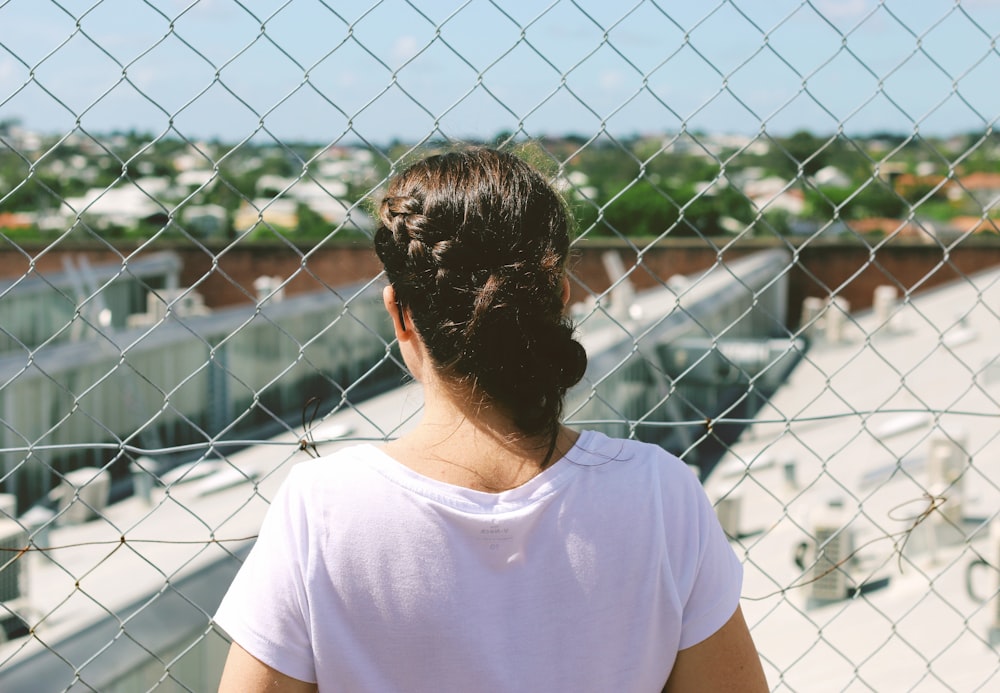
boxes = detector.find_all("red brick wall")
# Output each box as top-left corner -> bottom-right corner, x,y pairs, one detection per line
3,240 -> 999,324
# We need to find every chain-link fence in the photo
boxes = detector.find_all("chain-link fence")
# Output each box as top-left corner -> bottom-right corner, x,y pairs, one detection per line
2,1 -> 1000,691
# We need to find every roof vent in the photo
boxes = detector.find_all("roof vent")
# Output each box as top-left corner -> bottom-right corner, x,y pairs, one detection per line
799,297 -> 825,340
601,251 -> 635,321
873,285 -> 899,330
927,430 -> 967,525
825,297 -> 850,343
800,296 -> 851,343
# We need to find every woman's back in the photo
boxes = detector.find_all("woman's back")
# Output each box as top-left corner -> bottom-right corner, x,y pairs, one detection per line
216,431 -> 742,692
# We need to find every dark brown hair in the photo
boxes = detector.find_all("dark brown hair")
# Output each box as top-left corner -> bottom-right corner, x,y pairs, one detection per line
374,147 -> 587,438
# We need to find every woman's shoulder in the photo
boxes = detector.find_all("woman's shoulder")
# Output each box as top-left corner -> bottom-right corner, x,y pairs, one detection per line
280,444 -> 389,495
269,444 -> 415,527
570,430 -> 703,497
572,430 -> 693,473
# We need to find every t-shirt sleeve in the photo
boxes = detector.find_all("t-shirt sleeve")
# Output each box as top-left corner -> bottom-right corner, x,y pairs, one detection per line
670,461 -> 745,650
214,469 -> 317,684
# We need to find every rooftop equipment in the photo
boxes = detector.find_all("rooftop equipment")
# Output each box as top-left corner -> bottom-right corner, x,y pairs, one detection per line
795,498 -> 856,608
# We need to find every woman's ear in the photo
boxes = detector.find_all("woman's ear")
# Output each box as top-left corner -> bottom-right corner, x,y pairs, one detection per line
383,284 -> 411,340
561,276 -> 572,307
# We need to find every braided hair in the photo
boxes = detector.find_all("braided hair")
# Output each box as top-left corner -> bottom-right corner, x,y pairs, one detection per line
373,147 -> 588,440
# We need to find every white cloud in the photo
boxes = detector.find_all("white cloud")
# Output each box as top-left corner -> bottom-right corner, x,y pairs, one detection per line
813,0 -> 873,22
0,59 -> 16,84
598,69 -> 624,91
391,36 -> 421,66
335,71 -> 359,89
130,66 -> 158,90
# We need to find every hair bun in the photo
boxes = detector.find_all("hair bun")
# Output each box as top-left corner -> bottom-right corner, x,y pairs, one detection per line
462,311 -> 586,431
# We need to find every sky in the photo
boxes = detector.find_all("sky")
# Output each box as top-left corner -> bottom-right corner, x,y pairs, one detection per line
2,0 -> 1000,145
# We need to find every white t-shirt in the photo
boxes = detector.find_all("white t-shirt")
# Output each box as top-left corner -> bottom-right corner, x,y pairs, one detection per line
214,430 -> 743,692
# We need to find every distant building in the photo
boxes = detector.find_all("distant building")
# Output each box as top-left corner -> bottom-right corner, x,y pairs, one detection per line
180,204 -> 227,237
234,199 -> 298,234
954,171 -> 1000,208
847,217 -> 936,242
175,169 -> 216,190
63,182 -> 169,230
254,177 -> 350,224
743,176 -> 805,216
893,171 -> 1000,211
946,216 -> 1000,235
0,212 -> 31,230
812,166 -> 851,188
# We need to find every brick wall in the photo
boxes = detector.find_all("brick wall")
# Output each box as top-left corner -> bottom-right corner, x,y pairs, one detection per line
3,239 -> 999,327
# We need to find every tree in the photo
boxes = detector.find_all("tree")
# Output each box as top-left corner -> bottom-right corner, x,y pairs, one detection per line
598,180 -> 680,238
804,181 -> 905,221
680,183 -> 754,237
764,130 -> 831,179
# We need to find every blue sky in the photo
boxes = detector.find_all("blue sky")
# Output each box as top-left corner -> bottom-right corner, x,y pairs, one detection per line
2,0 -> 1000,144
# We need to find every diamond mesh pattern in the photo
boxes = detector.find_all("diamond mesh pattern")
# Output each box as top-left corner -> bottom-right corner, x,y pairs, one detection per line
1,1 -> 999,690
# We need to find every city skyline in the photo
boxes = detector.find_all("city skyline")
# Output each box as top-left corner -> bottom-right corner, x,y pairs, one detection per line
2,0 -> 1000,146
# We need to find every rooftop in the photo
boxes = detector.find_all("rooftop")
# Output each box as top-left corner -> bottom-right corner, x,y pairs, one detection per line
704,265 -> 1000,690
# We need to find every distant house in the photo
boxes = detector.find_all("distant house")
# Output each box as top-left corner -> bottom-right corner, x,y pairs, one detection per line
946,216 -> 1000,235
291,181 -> 349,223
253,177 -> 350,224
893,171 -> 1000,210
892,173 -> 948,199
63,183 -> 168,230
812,166 -> 851,189
847,217 -> 936,242
315,146 -> 375,185
743,176 -> 805,216
953,172 -> 1000,208
234,199 -> 298,235
0,212 -> 32,230
255,175 -> 294,198
180,204 -> 227,237
176,169 -> 216,190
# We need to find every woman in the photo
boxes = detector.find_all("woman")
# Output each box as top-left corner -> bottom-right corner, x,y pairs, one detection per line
215,147 -> 767,692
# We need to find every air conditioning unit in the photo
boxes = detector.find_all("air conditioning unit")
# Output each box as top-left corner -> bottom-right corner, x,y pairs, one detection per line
794,499 -> 855,608
601,251 -> 635,321
809,525 -> 854,606
53,467 -> 110,526
800,296 -> 826,339
0,518 -> 27,603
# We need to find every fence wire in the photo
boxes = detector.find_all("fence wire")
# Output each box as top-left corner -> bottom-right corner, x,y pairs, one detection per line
1,1 -> 1000,691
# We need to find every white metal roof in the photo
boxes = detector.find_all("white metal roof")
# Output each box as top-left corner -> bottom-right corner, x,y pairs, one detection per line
703,266 -> 1000,691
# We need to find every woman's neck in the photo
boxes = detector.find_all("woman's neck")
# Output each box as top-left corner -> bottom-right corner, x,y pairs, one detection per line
383,378 -> 579,493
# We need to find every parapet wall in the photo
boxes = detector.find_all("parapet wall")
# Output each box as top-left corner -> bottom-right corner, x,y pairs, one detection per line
3,239 -> 999,325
